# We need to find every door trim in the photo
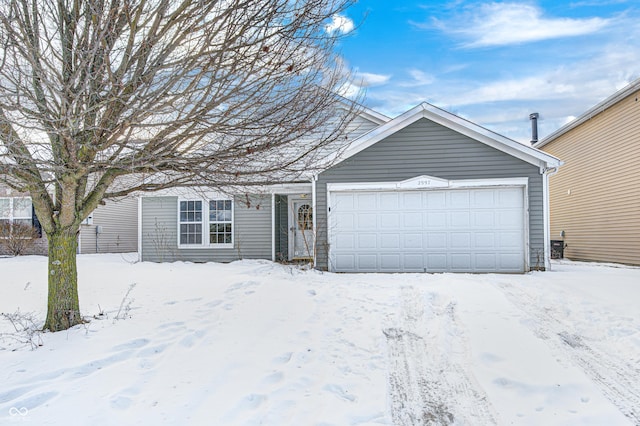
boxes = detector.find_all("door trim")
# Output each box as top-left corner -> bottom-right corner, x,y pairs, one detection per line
288,196 -> 314,260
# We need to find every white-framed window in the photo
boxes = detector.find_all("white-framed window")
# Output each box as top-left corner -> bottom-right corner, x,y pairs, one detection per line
0,197 -> 33,237
178,198 -> 233,248
209,200 -> 233,244
179,200 -> 203,245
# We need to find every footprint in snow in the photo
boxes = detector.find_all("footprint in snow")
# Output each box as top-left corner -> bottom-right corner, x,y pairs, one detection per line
324,384 -> 356,402
272,352 -> 293,364
261,371 -> 284,385
112,338 -> 150,352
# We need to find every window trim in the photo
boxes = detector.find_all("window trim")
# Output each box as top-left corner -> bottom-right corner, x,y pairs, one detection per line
177,198 -> 234,249
0,196 -> 34,239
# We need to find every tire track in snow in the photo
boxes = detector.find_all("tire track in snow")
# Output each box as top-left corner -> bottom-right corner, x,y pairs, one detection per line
384,286 -> 497,425
497,282 -> 640,424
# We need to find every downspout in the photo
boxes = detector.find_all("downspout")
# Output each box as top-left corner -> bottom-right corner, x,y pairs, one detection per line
137,196 -> 143,262
271,192 -> 276,262
311,175 -> 318,268
541,166 -> 559,270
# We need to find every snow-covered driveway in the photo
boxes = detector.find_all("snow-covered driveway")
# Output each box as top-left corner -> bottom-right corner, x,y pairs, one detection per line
1,255 -> 638,425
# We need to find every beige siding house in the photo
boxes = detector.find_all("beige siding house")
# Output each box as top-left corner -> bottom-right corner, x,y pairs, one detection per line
535,78 -> 640,265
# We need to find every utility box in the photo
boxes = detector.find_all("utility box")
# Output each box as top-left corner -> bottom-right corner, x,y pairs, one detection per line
550,240 -> 565,259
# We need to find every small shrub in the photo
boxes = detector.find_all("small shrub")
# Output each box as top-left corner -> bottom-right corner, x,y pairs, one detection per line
0,222 -> 39,256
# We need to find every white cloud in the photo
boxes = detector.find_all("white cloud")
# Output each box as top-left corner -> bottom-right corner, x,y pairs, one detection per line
403,69 -> 436,86
354,71 -> 391,87
325,14 -> 354,34
337,71 -> 390,99
430,2 -> 611,47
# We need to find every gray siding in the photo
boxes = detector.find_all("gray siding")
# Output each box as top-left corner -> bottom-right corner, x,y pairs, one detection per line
316,118 -> 544,270
141,194 -> 272,263
79,197 -> 138,254
344,114 -> 380,141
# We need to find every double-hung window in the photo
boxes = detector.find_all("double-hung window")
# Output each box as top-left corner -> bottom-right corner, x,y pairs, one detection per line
178,198 -> 233,247
0,197 -> 33,237
179,200 -> 203,245
209,200 -> 233,245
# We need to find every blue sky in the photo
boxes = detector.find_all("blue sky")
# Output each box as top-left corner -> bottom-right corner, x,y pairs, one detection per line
332,0 -> 640,143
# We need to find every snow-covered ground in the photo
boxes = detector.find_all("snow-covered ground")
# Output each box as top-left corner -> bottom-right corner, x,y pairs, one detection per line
1,255 -> 638,425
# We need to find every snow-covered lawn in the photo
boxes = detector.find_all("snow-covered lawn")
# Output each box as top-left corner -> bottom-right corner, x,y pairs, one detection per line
1,255 -> 638,425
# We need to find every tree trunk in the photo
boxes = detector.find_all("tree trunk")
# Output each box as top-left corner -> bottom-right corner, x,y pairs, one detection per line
44,229 -> 82,331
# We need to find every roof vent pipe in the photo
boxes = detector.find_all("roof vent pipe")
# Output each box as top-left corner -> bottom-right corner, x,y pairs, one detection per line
529,112 -> 539,145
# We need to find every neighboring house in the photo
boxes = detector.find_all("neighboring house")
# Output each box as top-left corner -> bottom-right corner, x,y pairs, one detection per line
78,197 -> 139,254
0,183 -> 138,255
534,78 -> 640,266
140,103 -> 561,273
0,186 -> 46,255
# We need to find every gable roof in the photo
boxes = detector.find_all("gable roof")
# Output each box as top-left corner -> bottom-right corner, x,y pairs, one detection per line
335,102 -> 562,169
535,77 -> 640,149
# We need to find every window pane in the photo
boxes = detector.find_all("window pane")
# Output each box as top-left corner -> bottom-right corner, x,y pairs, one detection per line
0,199 -> 10,219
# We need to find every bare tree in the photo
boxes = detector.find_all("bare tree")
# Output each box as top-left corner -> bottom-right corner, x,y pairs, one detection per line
0,0 -> 359,331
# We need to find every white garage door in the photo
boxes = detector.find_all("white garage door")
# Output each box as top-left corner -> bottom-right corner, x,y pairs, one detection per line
328,187 -> 526,273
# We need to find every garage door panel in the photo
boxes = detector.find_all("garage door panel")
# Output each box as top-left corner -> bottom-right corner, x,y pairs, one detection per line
380,193 -> 400,209
475,232 -> 495,248
473,211 -> 495,227
404,234 -> 423,249
356,194 -> 377,209
335,234 -> 355,249
450,191 -> 470,208
358,213 -> 377,229
380,254 -> 401,270
427,211 -> 447,227
403,192 -> 422,209
333,193 -> 355,209
450,211 -> 470,227
451,232 -> 471,249
498,188 -> 523,207
380,234 -> 400,249
499,253 -> 524,270
335,254 -> 355,270
357,254 -> 378,271
427,233 -> 447,249
329,187 -> 525,273
498,212 -> 523,229
499,232 -> 522,248
404,254 -> 424,270
403,212 -> 423,227
426,192 -> 446,209
427,254 -> 448,270
475,253 -> 497,270
451,254 -> 472,270
357,234 -> 377,249
333,213 -> 354,229
472,190 -> 495,208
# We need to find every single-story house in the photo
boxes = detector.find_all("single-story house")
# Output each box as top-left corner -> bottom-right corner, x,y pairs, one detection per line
0,183 -> 138,255
534,78 -> 640,266
139,103 -> 562,273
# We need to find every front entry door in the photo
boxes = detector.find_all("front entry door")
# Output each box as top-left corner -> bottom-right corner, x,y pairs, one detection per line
289,198 -> 314,260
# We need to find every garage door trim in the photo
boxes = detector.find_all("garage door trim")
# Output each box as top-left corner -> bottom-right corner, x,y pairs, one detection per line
326,176 -> 530,273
